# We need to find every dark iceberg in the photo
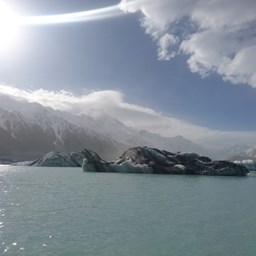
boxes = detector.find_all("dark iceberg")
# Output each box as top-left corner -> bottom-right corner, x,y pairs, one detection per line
82,146 -> 248,176
29,146 -> 248,176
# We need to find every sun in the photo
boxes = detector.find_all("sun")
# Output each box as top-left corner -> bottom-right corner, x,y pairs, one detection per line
0,2 -> 19,50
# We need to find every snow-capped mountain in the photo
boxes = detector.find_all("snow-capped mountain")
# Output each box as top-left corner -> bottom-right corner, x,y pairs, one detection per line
138,130 -> 208,155
0,93 -> 209,161
227,145 -> 256,161
0,94 -> 123,160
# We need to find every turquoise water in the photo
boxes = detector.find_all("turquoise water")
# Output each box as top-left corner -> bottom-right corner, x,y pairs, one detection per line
0,166 -> 256,256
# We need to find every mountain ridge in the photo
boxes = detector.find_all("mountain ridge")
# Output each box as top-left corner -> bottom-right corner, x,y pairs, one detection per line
0,93 -> 212,161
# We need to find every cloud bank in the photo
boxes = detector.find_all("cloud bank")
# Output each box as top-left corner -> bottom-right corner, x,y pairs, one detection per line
0,84 -> 208,139
1,84 -> 256,148
119,0 -> 256,87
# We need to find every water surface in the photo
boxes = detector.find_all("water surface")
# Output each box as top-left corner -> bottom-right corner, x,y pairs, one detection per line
0,166 -> 256,256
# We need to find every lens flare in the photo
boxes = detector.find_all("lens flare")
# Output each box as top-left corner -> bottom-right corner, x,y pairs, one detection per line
0,3 -> 126,51
19,5 -> 123,25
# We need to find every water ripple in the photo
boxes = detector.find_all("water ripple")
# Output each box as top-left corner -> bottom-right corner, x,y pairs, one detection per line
0,166 -> 256,256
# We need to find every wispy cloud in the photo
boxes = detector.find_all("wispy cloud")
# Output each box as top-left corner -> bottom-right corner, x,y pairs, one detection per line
119,0 -> 256,87
0,84 -> 208,139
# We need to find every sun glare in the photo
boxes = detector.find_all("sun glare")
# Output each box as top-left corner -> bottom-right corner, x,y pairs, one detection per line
0,2 -> 124,52
0,2 -> 19,50
0,2 -> 122,51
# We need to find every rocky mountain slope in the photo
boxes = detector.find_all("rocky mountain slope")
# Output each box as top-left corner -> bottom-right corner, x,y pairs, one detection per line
0,93 -> 210,161
0,94 -> 124,160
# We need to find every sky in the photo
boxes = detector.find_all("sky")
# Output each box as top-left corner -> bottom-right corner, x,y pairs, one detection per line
0,0 -> 256,145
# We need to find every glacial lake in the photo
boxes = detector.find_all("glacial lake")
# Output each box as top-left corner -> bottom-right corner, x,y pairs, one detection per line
0,166 -> 256,256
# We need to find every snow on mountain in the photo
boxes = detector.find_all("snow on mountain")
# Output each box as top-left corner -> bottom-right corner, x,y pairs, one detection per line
244,147 -> 256,160
236,146 -> 256,161
0,94 -> 122,160
92,114 -> 148,146
0,93 -> 209,161
225,144 -> 256,161
138,131 -> 208,155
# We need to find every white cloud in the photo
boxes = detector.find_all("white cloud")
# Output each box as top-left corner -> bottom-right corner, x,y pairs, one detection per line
119,0 -> 256,87
220,45 -> 256,85
157,33 -> 178,60
0,84 -> 209,140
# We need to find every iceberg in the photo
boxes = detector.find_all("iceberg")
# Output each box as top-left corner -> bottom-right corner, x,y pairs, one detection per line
82,146 -> 248,176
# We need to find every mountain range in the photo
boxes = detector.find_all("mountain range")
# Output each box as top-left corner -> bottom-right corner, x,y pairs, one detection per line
225,145 -> 256,161
0,93 -> 209,161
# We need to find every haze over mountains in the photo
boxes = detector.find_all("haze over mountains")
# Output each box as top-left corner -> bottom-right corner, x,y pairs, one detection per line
1,92 -> 256,162
226,145 -> 256,161
0,93 -> 208,161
